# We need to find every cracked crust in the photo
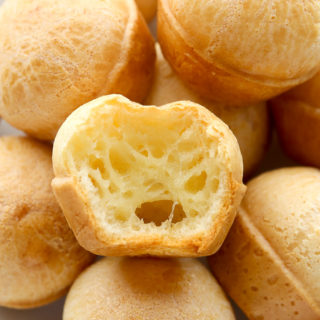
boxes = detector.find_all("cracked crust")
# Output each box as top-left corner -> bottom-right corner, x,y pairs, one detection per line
209,167 -> 320,320
0,0 -> 155,140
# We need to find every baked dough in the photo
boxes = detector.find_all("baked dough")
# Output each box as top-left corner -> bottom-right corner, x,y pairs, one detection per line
135,0 -> 157,22
209,167 -> 320,320
0,136 -> 94,309
270,71 -> 320,167
63,257 -> 235,320
0,0 -> 155,140
52,94 -> 245,257
145,44 -> 270,177
158,0 -> 320,105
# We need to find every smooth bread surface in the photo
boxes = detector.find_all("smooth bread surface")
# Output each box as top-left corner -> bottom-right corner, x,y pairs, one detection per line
63,257 -> 235,320
271,71 -> 320,167
209,167 -> 320,320
158,0 -> 320,105
0,136 -> 93,309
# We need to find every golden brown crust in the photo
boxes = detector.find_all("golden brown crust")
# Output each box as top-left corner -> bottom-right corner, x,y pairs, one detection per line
209,167 -> 320,319
5,287 -> 69,310
63,257 -> 235,320
103,5 -> 156,103
270,72 -> 320,167
209,211 -> 320,320
158,0 -> 320,105
52,94 -> 245,257
0,0 -> 155,140
145,44 -> 270,177
0,136 -> 94,309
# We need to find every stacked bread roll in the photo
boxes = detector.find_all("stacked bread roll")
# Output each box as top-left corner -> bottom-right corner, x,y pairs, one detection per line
0,0 -> 156,140
270,72 -> 320,168
0,136 -> 94,309
0,0 -> 320,319
209,168 -> 320,320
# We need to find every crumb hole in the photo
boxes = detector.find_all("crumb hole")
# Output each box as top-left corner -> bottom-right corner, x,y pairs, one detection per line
135,200 -> 186,226
115,209 -> 128,222
123,191 -> 133,198
140,149 -> 148,157
189,209 -> 199,217
134,144 -> 149,157
89,174 -> 103,197
89,155 -> 108,179
109,145 -> 132,174
211,178 -> 219,192
109,183 -> 119,194
148,182 -> 165,193
178,140 -> 197,152
184,171 -> 207,193
150,143 -> 165,158
182,154 -> 204,170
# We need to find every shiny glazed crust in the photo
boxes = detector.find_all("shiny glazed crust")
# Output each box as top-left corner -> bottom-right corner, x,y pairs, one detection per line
63,257 -> 235,320
0,0 -> 155,140
145,44 -> 270,177
52,94 -> 245,257
209,167 -> 320,320
0,136 -> 94,309
158,0 -> 320,106
270,72 -> 320,167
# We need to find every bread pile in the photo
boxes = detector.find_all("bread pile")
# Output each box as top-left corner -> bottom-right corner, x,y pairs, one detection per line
0,0 -> 319,319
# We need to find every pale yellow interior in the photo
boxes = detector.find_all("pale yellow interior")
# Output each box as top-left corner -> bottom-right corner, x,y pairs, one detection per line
64,104 -> 225,237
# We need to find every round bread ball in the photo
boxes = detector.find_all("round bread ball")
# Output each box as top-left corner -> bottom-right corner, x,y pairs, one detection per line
0,136 -> 94,309
52,94 -> 245,257
145,44 -> 270,177
270,71 -> 320,168
135,0 -> 157,22
209,167 -> 320,320
63,257 -> 235,320
0,0 -> 155,140
158,0 -> 320,106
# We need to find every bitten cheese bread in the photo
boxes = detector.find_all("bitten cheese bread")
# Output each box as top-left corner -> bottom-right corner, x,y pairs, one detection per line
63,257 -> 235,320
0,0 -> 155,140
209,167 -> 320,320
158,0 -> 320,105
0,136 -> 94,309
145,44 -> 270,177
270,71 -> 320,168
52,94 -> 246,257
135,0 -> 157,22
